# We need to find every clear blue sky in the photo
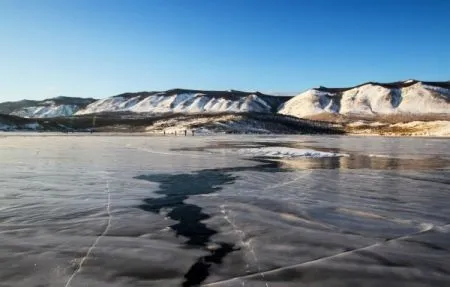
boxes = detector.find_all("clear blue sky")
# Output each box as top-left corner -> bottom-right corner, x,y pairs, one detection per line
1,0 -> 449,101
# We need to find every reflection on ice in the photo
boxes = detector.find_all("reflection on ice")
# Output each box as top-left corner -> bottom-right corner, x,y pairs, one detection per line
278,154 -> 449,170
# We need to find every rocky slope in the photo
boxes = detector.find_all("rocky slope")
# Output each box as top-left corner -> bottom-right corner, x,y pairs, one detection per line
279,80 -> 450,119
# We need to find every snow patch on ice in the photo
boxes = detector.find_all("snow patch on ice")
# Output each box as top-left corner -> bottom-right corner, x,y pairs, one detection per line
237,147 -> 347,158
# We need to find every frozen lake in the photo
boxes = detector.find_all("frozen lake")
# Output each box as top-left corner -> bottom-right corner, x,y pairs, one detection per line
1,134 -> 450,287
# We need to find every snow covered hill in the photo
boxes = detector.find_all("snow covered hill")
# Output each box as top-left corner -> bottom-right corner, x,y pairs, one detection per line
2,80 -> 449,120
279,80 -> 450,118
75,89 -> 289,115
0,97 -> 96,118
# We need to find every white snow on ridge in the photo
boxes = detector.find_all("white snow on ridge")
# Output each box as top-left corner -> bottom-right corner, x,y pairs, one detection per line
237,147 -> 347,158
279,82 -> 450,118
340,84 -> 397,114
10,104 -> 79,118
6,81 -> 448,119
76,93 -> 275,115
278,89 -> 339,117
398,83 -> 449,114
75,96 -> 131,115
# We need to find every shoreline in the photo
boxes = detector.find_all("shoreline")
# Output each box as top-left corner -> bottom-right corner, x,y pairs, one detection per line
1,131 -> 449,138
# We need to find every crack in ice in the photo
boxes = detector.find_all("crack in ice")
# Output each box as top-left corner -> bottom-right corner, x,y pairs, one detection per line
220,205 -> 269,287
127,144 -> 208,158
64,179 -> 112,287
263,174 -> 306,191
203,223 -> 436,286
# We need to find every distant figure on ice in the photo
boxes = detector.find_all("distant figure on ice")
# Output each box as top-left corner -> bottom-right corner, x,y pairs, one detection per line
184,130 -> 187,136
175,131 -> 177,136
163,130 -> 165,136
192,130 -> 195,136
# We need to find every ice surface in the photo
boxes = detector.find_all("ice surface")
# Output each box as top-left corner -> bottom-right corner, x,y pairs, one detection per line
0,135 -> 449,287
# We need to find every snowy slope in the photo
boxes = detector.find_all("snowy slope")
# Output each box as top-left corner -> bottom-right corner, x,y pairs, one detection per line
76,90 -> 288,115
1,97 -> 96,118
279,80 -> 450,118
277,89 -> 339,117
11,104 -> 80,118
397,83 -> 450,114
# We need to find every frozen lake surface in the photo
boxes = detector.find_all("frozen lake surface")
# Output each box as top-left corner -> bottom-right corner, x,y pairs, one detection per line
1,134 -> 450,287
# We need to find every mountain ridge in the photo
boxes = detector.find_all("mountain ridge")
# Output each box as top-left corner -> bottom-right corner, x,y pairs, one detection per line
74,89 -> 289,116
313,79 -> 450,93
1,80 -> 449,119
